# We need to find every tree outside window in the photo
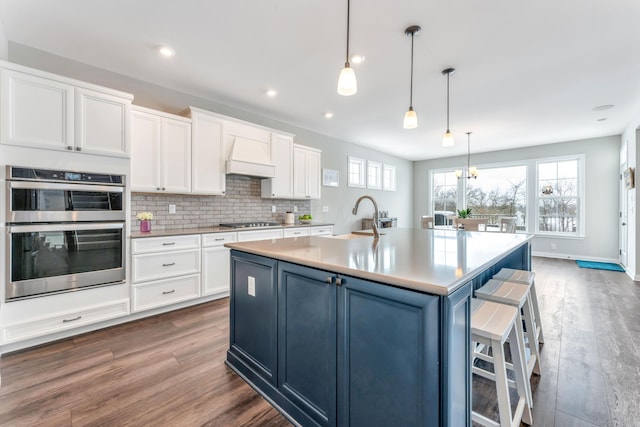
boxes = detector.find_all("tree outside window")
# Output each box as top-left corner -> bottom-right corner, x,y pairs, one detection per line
537,159 -> 579,234
433,171 -> 457,221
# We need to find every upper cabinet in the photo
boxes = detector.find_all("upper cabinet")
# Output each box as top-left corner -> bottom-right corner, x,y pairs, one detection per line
261,132 -> 294,198
0,62 -> 132,157
293,144 -> 321,200
186,107 -> 226,195
131,106 -> 191,193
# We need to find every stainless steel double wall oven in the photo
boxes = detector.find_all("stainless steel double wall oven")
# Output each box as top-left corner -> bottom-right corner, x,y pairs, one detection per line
5,166 -> 126,301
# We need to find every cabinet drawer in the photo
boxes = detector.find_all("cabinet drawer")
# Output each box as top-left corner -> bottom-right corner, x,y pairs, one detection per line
132,274 -> 201,312
202,232 -> 237,247
283,227 -> 310,238
132,249 -> 200,283
132,234 -> 201,254
3,299 -> 129,343
310,226 -> 334,236
237,229 -> 284,242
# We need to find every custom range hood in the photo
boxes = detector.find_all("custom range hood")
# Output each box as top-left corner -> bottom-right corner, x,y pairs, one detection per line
225,136 -> 276,178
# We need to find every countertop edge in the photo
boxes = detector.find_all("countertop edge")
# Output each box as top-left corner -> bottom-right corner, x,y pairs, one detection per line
130,223 -> 335,239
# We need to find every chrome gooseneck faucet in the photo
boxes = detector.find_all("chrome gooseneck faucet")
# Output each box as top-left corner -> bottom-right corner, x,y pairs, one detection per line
352,195 -> 380,239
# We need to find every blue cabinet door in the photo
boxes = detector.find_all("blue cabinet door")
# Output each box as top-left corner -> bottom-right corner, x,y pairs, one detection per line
337,275 -> 441,427
228,251 -> 278,385
278,262 -> 337,427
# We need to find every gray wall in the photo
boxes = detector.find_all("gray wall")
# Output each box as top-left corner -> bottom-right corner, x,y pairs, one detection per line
9,43 -> 413,235
0,19 -> 7,60
414,136 -> 621,262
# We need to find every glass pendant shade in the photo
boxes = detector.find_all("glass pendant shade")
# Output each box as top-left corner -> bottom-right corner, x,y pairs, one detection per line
468,166 -> 479,178
442,130 -> 454,147
403,107 -> 417,129
337,63 -> 357,96
454,169 -> 462,178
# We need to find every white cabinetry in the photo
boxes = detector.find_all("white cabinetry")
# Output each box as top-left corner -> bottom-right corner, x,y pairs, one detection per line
261,132 -> 294,198
131,106 -> 191,193
293,144 -> 321,200
131,234 -> 201,312
186,107 -> 226,195
0,63 -> 132,157
283,227 -> 310,238
310,225 -> 334,236
237,228 -> 284,242
202,231 -> 237,297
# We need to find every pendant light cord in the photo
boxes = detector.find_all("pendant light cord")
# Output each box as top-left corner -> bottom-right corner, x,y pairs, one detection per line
409,32 -> 414,108
466,132 -> 472,175
446,73 -> 450,131
345,0 -> 351,66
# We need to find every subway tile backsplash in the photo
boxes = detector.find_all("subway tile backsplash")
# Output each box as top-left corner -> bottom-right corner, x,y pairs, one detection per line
130,176 -> 311,232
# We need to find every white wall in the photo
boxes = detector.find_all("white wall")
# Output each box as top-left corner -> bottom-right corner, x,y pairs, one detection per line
0,18 -> 8,60
7,43 -> 413,235
413,136 -> 621,262
621,116 -> 640,279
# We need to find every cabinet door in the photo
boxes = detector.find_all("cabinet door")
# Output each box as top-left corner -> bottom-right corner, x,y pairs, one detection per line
262,133 -> 293,198
202,245 -> 231,296
337,275 -> 440,427
1,69 -> 74,150
306,148 -> 321,199
130,110 -> 162,192
278,262 -> 337,427
191,110 -> 226,195
162,117 -> 192,193
75,87 -> 130,157
292,146 -> 307,199
229,252 -> 278,385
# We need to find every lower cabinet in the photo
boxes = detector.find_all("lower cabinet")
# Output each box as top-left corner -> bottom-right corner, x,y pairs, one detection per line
202,232 -> 237,297
228,252 -> 448,427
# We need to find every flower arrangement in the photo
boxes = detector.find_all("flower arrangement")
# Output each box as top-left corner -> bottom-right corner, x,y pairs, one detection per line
136,212 -> 154,221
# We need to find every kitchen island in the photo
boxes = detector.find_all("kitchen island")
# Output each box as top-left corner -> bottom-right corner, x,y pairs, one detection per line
224,228 -> 532,427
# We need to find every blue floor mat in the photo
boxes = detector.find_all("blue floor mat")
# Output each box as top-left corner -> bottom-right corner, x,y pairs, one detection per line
576,260 -> 625,272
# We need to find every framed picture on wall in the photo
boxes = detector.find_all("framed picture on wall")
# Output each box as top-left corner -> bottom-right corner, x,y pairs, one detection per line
624,167 -> 635,189
322,168 -> 339,187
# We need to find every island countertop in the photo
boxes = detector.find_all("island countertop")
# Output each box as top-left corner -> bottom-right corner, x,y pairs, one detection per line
225,227 -> 533,296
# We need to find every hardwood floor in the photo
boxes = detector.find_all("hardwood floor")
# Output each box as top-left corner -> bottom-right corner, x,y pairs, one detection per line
1,257 -> 638,426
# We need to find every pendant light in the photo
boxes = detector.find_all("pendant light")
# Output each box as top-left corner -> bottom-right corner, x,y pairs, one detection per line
337,0 -> 357,96
455,132 -> 479,179
403,25 -> 421,129
442,68 -> 455,147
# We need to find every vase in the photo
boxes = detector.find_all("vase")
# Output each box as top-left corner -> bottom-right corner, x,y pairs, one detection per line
140,219 -> 151,232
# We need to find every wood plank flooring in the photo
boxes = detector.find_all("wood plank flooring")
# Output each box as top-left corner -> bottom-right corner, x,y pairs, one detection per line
1,257 -> 639,426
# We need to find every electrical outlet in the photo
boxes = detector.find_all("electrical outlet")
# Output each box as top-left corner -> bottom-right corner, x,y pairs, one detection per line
551,243 -> 557,250
323,206 -> 329,212
293,205 -> 298,213
271,205 -> 276,213
169,204 -> 176,214
248,276 -> 256,297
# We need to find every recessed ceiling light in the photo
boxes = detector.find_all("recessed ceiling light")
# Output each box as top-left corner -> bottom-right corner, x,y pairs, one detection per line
597,117 -> 607,122
592,104 -> 614,111
266,89 -> 278,97
324,112 -> 334,119
351,54 -> 365,64
158,46 -> 176,57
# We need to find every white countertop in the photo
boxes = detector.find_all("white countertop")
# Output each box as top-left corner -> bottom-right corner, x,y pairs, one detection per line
130,222 -> 334,239
225,228 -> 533,296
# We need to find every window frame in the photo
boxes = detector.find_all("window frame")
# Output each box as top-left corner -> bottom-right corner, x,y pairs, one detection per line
367,160 -> 382,190
383,164 -> 397,191
348,156 -> 366,188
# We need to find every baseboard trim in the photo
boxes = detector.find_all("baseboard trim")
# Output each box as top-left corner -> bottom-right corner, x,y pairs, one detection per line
532,251 -> 620,265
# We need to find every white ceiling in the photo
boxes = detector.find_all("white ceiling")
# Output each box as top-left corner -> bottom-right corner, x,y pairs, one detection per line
1,0 -> 639,161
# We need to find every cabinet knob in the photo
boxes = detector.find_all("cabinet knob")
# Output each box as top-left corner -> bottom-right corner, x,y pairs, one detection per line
162,187 -> 166,191
66,146 -> 73,150
75,147 -> 81,151
336,277 -> 344,286
325,276 -> 333,284
156,187 -> 161,190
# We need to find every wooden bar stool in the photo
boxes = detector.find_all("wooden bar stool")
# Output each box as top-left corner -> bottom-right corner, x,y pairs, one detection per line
493,268 -> 544,344
475,279 -> 541,378
472,299 -> 533,427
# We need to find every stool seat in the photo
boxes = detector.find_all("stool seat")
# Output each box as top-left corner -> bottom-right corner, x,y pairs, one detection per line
493,268 -> 535,286
475,279 -> 529,308
471,298 -> 518,342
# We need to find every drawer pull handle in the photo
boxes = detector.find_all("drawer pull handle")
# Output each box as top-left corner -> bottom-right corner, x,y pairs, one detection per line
162,262 -> 176,267
162,290 -> 176,295
214,238 -> 225,241
162,242 -> 176,246
63,316 -> 82,323
294,232 -> 301,235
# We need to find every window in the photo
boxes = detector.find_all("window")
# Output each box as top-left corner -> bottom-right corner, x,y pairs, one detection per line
383,164 -> 396,191
536,158 -> 582,235
466,165 -> 527,231
367,161 -> 382,189
348,157 -> 366,188
432,171 -> 457,218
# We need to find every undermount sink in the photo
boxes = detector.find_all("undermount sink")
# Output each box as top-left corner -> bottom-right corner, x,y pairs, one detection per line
327,233 -> 371,239
351,230 -> 386,236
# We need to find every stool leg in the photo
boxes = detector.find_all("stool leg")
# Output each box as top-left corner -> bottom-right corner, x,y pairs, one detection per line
522,296 -> 541,376
509,321 -> 533,425
530,282 -> 544,344
491,337 -> 514,427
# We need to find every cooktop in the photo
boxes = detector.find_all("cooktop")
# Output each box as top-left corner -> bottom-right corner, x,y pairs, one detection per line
219,222 -> 281,228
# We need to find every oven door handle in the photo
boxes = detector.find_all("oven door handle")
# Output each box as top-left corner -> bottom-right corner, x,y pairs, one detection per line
7,222 -> 125,233
9,181 -> 124,193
